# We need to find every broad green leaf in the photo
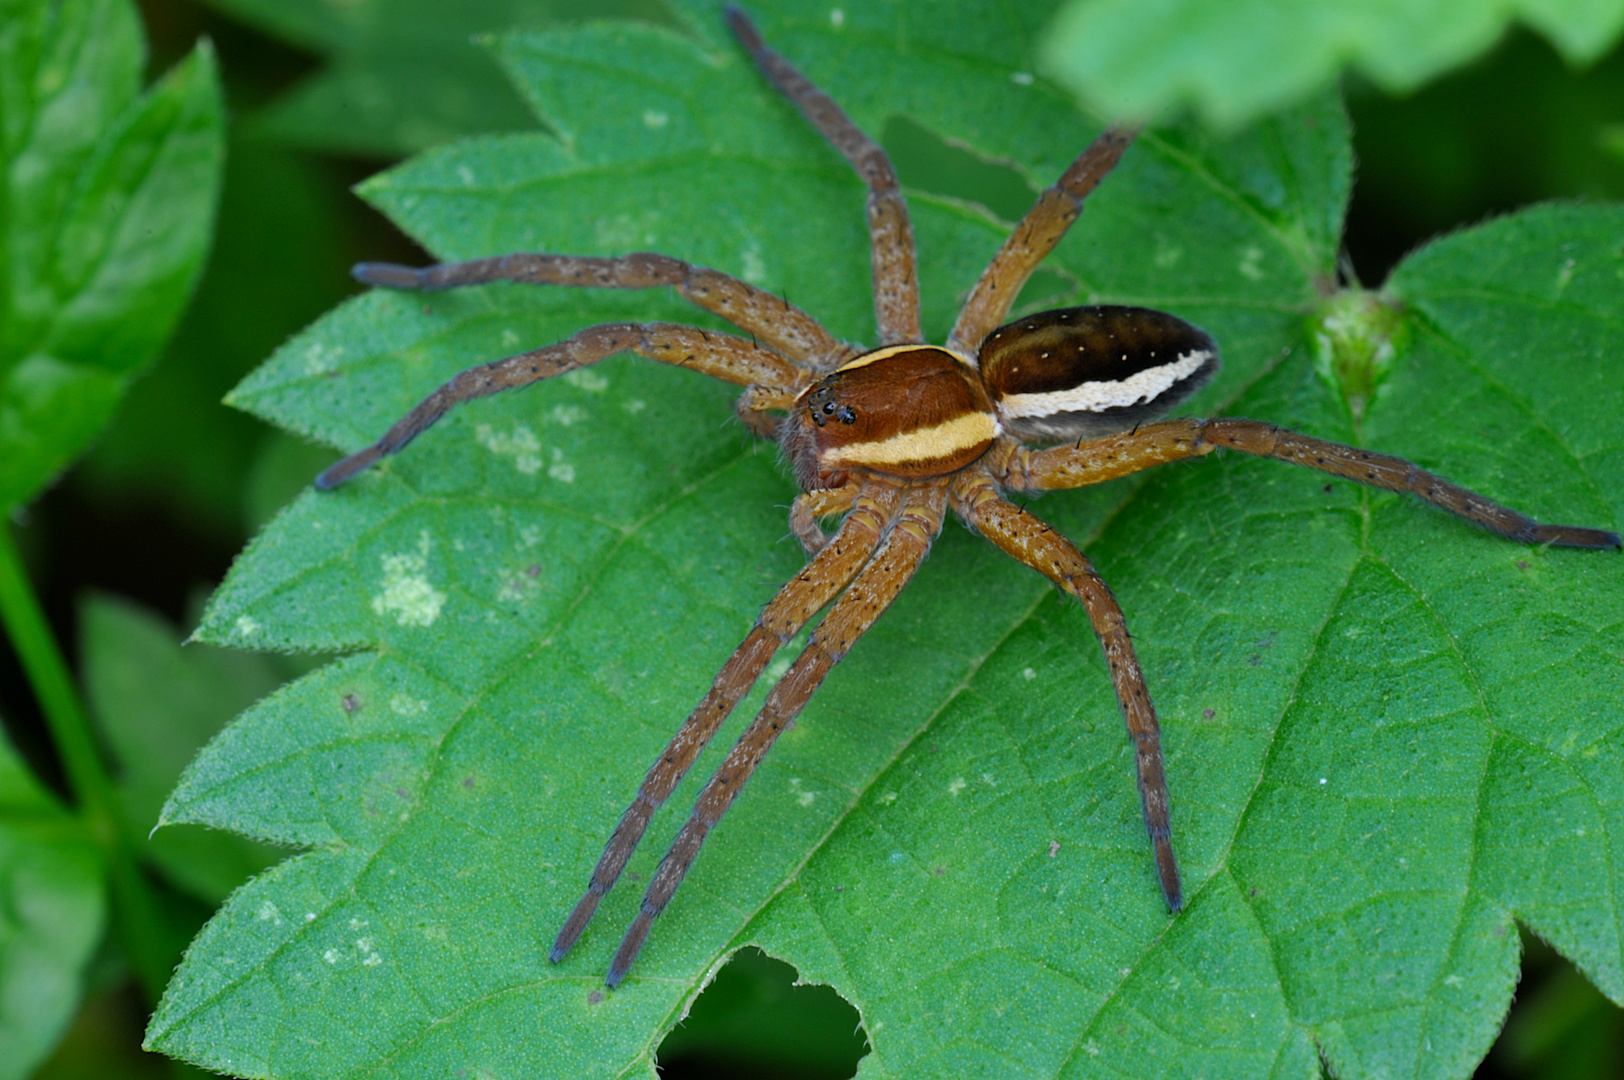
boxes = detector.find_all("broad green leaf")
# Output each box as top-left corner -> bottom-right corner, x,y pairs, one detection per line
199,0 -> 669,156
0,0 -> 224,513
147,3 -> 1620,1078
75,135 -> 354,535
80,594 -> 285,903
1041,0 -> 1624,130
0,724 -> 105,1080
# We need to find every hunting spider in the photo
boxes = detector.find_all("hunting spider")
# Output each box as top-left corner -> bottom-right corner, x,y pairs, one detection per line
317,7 -> 1622,987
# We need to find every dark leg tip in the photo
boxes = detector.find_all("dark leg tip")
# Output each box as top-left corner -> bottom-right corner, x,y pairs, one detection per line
724,5 -> 763,50
353,262 -> 425,289
1533,523 -> 1622,550
1153,834 -> 1182,913
314,446 -> 382,490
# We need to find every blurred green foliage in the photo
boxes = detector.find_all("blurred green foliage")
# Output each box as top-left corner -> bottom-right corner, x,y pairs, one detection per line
1,0 -> 1621,1078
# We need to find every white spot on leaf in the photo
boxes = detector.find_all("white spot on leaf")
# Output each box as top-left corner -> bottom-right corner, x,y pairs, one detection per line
564,369 -> 609,392
740,243 -> 766,285
643,110 -> 668,129
830,7 -> 844,26
947,777 -> 966,797
475,423 -> 542,475
234,615 -> 259,638
389,694 -> 427,717
1011,71 -> 1034,85
547,447 -> 576,483
371,533 -> 446,627
1238,245 -> 1264,280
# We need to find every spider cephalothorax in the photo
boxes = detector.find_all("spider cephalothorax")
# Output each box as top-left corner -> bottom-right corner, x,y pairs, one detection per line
316,6 -> 1620,988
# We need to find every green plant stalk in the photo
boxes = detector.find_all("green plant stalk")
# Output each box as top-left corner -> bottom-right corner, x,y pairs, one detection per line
0,518 -> 173,1001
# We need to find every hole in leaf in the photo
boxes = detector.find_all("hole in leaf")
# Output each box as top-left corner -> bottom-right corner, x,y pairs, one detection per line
656,947 -> 869,1079
1482,928 -> 1624,1079
880,115 -> 1073,318
882,114 -> 1036,223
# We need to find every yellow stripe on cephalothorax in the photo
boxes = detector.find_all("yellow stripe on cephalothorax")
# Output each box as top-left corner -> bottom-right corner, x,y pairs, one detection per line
834,343 -> 978,374
823,409 -> 1000,469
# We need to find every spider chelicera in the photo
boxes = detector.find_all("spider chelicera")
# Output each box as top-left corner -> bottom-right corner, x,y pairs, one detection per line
316,7 -> 1621,988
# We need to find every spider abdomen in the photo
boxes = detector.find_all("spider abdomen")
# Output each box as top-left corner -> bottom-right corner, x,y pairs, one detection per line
980,305 -> 1218,444
784,344 -> 998,488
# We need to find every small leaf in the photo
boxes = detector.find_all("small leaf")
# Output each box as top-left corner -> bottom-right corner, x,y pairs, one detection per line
1041,0 -> 1624,129
0,724 -> 105,1080
0,0 -> 224,513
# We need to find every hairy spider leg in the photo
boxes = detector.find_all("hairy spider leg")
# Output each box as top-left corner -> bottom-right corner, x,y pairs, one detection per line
953,469 -> 1182,910
727,6 -> 923,349
949,125 -> 1139,356
606,478 -> 950,986
788,480 -> 864,556
549,482 -> 905,965
315,322 -> 802,489
352,251 -> 847,369
999,418 -> 1622,549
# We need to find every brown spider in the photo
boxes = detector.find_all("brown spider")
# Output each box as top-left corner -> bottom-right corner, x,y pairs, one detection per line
316,7 -> 1621,988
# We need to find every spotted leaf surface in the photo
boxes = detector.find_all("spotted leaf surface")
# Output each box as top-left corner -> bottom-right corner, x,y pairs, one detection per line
148,3 -> 1621,1078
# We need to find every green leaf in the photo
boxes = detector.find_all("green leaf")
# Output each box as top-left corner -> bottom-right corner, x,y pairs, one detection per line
146,3 -> 1621,1077
201,0 -> 671,156
74,135 -> 354,535
0,724 -> 106,1080
0,0 -> 225,513
81,594 -> 286,903
1041,0 -> 1624,130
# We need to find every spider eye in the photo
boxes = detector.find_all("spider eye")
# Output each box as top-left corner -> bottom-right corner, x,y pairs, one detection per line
837,406 -> 856,424
822,402 -> 836,414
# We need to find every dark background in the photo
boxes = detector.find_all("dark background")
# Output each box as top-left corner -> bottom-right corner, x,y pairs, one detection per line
4,1 -> 1622,1076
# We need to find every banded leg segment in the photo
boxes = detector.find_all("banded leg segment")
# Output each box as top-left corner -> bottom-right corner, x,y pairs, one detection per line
354,250 -> 847,369
998,419 -> 1622,549
949,125 -> 1139,355
727,6 -> 923,347
316,322 -> 803,489
605,480 -> 949,986
549,482 -> 906,964
952,469 -> 1182,911
789,480 -> 862,556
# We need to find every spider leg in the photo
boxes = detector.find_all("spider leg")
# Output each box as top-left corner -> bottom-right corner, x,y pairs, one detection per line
952,468 -> 1183,912
549,481 -> 907,965
948,125 -> 1139,355
316,322 -> 804,489
999,419 -> 1622,549
789,480 -> 862,557
353,251 -> 850,369
727,6 -> 923,348
605,478 -> 950,986
734,383 -> 794,440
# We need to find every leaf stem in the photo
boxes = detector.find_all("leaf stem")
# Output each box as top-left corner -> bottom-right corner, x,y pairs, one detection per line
0,518 -> 172,1001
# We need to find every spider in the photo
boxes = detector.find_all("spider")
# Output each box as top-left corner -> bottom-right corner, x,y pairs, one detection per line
316,7 -> 1621,989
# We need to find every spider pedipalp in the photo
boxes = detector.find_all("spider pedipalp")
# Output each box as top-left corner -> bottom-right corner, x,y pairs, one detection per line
319,5 -> 1620,989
